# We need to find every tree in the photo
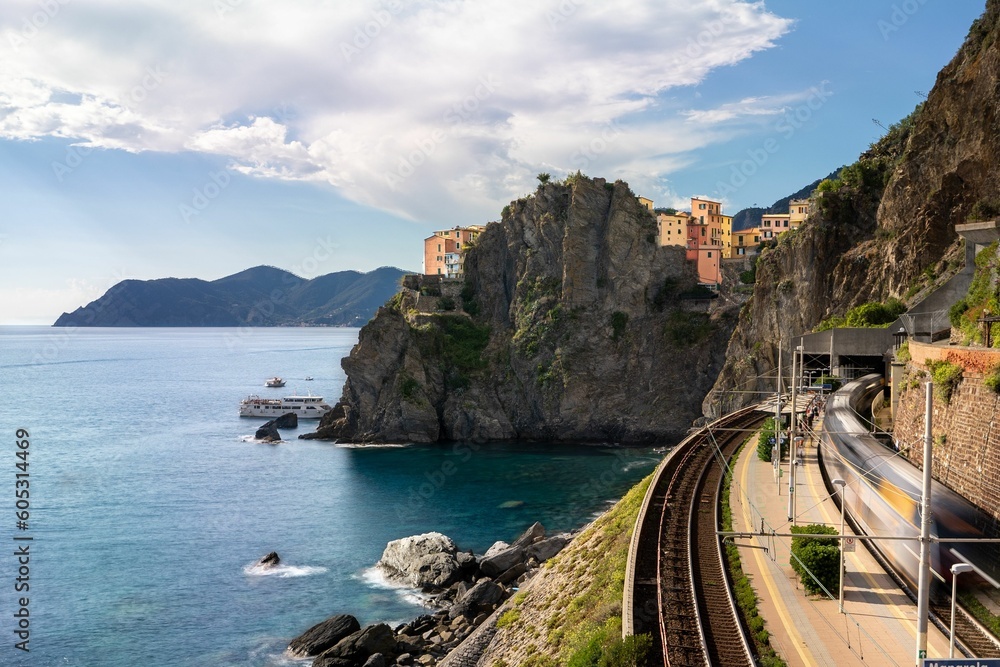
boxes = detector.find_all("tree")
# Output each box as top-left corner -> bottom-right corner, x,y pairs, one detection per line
537,172 -> 551,184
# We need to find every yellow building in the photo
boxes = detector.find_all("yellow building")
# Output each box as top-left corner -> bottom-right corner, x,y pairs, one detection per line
789,198 -> 809,228
638,196 -> 654,212
657,211 -> 690,247
721,214 -> 733,257
731,228 -> 761,256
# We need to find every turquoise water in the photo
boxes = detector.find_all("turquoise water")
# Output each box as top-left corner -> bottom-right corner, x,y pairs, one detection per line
0,327 -> 661,666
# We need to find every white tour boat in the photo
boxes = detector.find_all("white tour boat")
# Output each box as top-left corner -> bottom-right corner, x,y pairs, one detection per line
265,377 -> 286,387
240,394 -> 333,419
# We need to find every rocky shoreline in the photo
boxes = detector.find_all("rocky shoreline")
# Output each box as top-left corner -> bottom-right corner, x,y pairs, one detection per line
284,523 -> 570,667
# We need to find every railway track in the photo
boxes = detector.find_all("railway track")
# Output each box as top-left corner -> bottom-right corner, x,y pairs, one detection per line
626,406 -> 764,666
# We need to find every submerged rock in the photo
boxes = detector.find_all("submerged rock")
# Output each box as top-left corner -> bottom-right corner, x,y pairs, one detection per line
286,614 -> 361,658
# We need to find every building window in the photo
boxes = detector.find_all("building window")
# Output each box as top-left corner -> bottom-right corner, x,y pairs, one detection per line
707,251 -> 712,258
701,228 -> 706,236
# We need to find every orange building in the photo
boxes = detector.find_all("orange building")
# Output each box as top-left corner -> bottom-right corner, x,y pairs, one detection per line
687,196 -> 725,285
760,213 -> 790,242
422,225 -> 486,278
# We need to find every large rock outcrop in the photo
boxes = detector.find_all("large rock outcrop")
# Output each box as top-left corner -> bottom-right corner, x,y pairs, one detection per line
706,0 -> 1000,411
305,176 -> 736,444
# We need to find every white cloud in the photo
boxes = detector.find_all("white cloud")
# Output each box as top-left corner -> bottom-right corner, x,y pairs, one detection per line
0,0 -> 792,223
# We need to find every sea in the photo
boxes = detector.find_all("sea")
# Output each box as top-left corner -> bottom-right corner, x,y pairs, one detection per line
0,327 -> 663,667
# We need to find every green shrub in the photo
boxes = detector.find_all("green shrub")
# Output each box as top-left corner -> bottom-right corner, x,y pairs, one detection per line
438,296 -> 455,311
497,608 -> 521,629
985,363 -> 1000,394
610,311 -> 629,341
460,282 -> 480,316
664,310 -> 713,346
566,617 -> 650,667
969,198 -> 1000,222
399,375 -> 419,401
537,172 -> 551,184
739,270 -> 755,285
896,340 -> 911,363
815,375 -> 842,391
756,417 -> 784,462
926,360 -> 963,403
844,299 -> 906,327
790,524 -> 840,596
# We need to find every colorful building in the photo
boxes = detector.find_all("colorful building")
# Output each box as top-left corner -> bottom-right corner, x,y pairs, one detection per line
731,228 -> 761,256
657,211 -> 691,247
789,198 -> 809,228
638,196 -> 654,212
422,225 -> 487,278
760,213 -> 790,242
687,196 -> 726,285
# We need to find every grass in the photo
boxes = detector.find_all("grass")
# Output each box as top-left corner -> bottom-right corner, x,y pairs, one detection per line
959,592 -> 1000,637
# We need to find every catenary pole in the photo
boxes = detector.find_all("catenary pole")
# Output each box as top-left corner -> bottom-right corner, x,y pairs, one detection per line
788,345 -> 797,522
915,381 -> 933,665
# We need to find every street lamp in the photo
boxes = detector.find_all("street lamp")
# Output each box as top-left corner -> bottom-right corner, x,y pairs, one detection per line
832,478 -> 847,613
950,563 -> 974,657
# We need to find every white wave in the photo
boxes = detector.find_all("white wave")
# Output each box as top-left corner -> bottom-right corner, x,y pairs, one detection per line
334,442 -> 409,449
620,458 -> 657,472
357,566 -> 434,607
243,562 -> 328,578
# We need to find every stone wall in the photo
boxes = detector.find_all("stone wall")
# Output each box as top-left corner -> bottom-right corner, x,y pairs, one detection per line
893,354 -> 1000,535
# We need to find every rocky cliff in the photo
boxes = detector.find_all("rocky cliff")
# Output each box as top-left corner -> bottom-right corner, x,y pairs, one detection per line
706,0 -> 1000,411
306,176 -> 736,444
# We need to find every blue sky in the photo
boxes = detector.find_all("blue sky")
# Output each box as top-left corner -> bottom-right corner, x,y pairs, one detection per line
0,0 -> 986,324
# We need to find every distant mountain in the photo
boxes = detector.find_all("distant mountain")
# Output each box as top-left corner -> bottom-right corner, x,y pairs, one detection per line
53,265 -> 409,327
731,170 -> 840,231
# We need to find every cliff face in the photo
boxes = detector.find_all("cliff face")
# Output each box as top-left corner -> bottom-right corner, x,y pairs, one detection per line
707,0 -> 1000,410
309,176 -> 736,444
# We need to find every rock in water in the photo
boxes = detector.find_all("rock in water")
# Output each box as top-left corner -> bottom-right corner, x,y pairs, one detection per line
377,532 -> 461,588
273,412 -> 298,429
286,614 -> 361,658
313,623 -> 396,667
255,421 -> 280,442
256,551 -> 280,568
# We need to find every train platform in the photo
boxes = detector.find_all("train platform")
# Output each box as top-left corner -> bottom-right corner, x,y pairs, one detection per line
727,421 -> 953,666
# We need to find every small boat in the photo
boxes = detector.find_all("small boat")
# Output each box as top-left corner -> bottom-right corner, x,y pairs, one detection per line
240,394 -> 333,419
265,377 -> 286,388
304,376 -> 314,381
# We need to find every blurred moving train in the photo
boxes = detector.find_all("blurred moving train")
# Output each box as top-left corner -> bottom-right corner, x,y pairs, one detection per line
819,374 -> 999,597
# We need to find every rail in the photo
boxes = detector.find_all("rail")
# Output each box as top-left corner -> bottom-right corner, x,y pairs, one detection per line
623,405 -> 764,666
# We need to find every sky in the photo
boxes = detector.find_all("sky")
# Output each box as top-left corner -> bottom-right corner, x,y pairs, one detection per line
0,0 -> 987,324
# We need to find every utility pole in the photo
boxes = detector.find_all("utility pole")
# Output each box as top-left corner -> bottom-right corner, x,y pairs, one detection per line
788,345 -> 798,522
774,345 -> 783,493
915,381 -> 933,665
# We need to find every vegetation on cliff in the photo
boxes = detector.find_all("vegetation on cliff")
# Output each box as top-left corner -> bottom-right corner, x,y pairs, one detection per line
949,241 -> 1000,345
312,176 -> 738,444
473,473 -> 653,666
